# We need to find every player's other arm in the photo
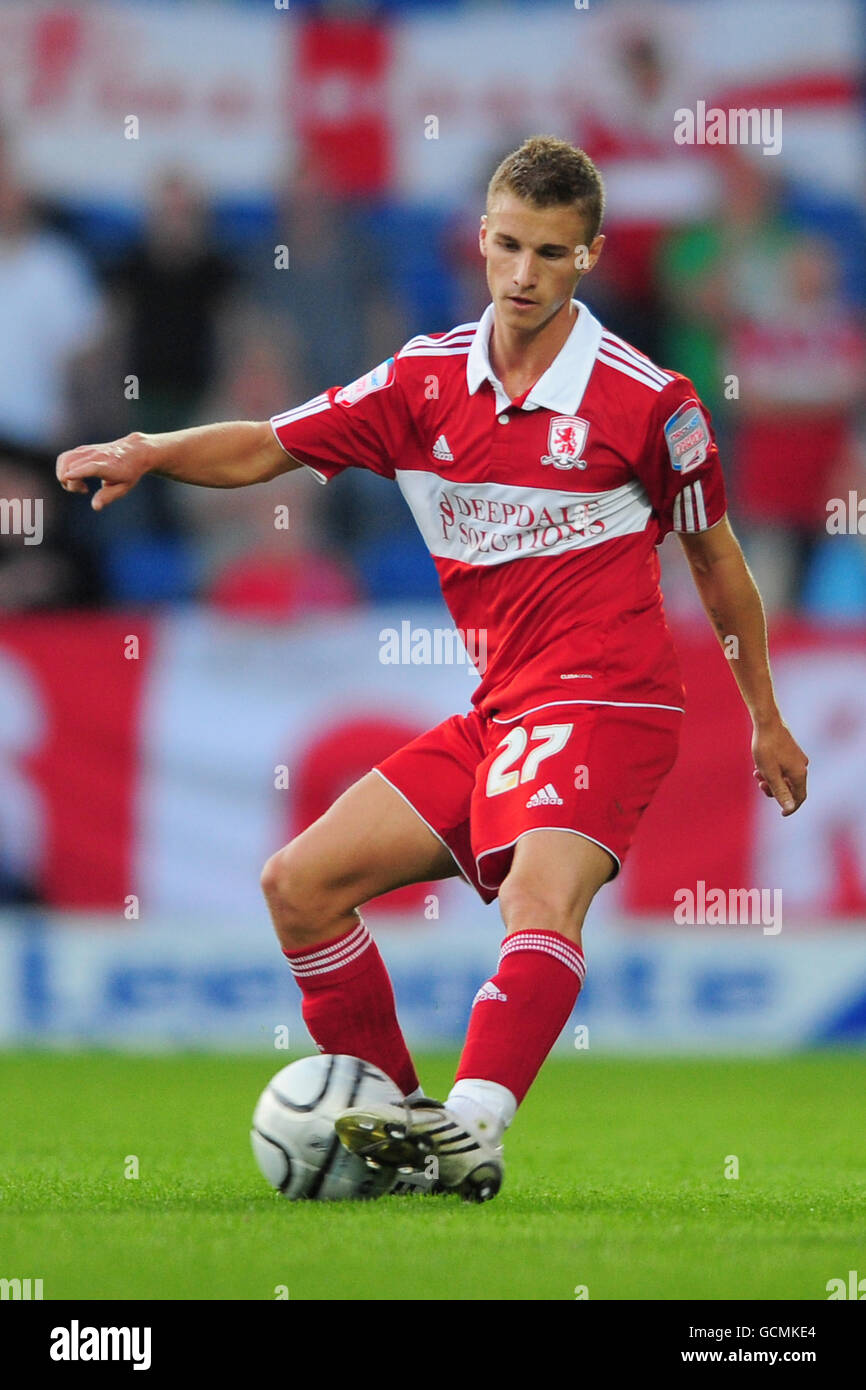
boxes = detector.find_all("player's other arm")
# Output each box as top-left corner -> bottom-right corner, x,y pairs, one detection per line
56,421 -> 299,511
678,516 -> 808,816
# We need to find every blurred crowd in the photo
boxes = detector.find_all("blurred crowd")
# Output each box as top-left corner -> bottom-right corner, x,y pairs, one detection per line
1,26 -> 864,623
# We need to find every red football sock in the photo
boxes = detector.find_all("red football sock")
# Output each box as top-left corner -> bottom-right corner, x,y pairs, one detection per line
283,917 -> 419,1096
455,929 -> 586,1105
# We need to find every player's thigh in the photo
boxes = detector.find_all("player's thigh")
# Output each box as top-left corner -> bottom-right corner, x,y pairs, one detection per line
498,829 -> 614,944
262,770 -> 458,912
497,828 -> 614,939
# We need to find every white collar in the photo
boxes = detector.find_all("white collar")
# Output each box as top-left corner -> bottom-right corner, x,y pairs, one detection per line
466,298 -> 603,415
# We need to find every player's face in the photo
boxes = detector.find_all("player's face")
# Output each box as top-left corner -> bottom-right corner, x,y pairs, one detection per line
480,193 -> 604,332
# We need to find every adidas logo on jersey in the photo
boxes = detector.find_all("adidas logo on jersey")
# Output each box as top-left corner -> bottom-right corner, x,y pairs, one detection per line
432,434 -> 454,462
472,981 -> 508,1006
525,783 -> 564,808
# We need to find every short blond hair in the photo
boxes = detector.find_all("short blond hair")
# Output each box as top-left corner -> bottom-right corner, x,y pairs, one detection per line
487,135 -> 605,242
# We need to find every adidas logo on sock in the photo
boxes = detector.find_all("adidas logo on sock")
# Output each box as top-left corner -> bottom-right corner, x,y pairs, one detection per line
472,981 -> 508,1006
525,782 -> 564,808
432,433 -> 454,462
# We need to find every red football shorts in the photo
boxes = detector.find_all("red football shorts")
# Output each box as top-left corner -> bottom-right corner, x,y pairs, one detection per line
374,702 -> 683,903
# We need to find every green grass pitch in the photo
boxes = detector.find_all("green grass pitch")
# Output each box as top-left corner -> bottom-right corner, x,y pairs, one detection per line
2,1051 -> 864,1301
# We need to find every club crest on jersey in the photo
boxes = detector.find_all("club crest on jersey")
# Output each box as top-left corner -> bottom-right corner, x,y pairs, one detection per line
541,416 -> 589,470
664,399 -> 710,474
334,357 -> 396,407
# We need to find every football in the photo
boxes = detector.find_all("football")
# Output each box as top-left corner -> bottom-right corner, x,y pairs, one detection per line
250,1053 -> 404,1201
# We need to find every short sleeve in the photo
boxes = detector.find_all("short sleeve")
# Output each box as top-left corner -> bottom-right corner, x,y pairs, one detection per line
635,376 -> 728,541
269,356 -> 412,485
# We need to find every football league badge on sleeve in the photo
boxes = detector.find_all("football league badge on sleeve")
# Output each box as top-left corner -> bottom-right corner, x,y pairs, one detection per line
541,416 -> 589,469
334,358 -> 396,407
664,399 -> 710,474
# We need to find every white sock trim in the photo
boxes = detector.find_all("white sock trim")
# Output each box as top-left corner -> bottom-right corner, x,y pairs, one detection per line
499,930 -> 586,982
285,920 -> 371,977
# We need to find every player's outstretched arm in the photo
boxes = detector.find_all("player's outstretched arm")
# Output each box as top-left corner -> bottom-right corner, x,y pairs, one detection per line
678,515 -> 808,817
56,421 -> 298,511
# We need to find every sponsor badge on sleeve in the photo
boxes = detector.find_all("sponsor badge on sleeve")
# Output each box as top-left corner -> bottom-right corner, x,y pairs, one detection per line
334,358 -> 396,407
663,399 -> 710,474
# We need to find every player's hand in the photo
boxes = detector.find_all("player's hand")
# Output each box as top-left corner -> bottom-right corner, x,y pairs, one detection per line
751,718 -> 808,816
55,432 -> 153,511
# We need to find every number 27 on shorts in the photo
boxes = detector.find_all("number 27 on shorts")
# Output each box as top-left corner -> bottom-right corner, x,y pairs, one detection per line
485,724 -> 574,797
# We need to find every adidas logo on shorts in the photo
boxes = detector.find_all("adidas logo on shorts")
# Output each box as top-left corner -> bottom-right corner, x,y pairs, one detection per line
525,783 -> 563,808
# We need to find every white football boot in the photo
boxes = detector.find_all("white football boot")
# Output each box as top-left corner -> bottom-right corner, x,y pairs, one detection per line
335,1097 -> 504,1202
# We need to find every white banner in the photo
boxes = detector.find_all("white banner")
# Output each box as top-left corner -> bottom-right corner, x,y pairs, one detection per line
0,1 -> 290,199
0,1 -> 860,206
2,912 -> 865,1051
389,0 -> 863,207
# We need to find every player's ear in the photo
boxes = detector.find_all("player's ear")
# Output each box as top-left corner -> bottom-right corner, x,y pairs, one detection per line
574,234 -> 605,280
587,233 -> 605,269
479,214 -> 488,256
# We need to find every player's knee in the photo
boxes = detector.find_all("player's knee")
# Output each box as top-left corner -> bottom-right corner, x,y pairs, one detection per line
260,846 -> 297,919
260,843 -> 338,946
498,875 -> 585,943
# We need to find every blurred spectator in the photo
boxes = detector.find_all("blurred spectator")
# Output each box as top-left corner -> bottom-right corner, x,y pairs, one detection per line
204,303 -> 305,429
657,153 -> 799,420
0,445 -> 100,609
730,236 -> 866,611
200,469 -> 361,624
93,169 -> 237,553
182,308 -> 362,621
0,855 -> 40,907
575,25 -> 715,358
242,156 -> 418,575
0,150 -> 105,453
206,513 -> 361,623
243,154 -> 404,398
111,169 -> 236,434
659,156 -> 865,612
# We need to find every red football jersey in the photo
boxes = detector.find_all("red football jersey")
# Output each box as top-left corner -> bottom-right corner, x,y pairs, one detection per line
270,300 -> 727,721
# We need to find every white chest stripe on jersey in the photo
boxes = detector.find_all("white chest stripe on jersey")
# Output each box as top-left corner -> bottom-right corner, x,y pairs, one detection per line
396,469 -> 652,566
